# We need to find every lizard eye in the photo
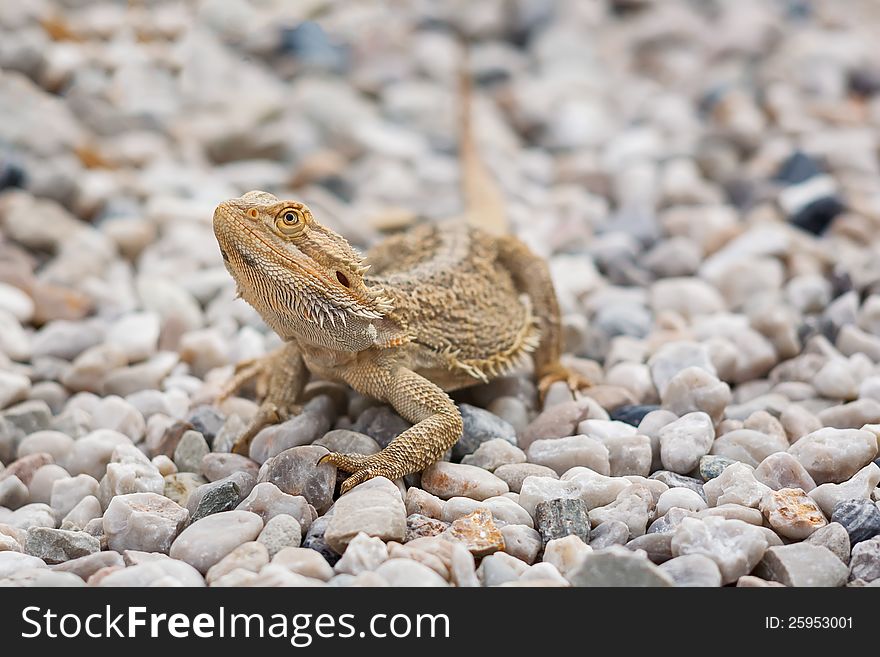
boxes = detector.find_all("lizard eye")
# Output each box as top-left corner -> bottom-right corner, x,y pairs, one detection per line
276,209 -> 304,235
336,271 -> 350,287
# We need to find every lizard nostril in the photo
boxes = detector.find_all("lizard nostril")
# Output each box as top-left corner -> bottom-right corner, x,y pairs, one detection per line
336,271 -> 349,287
247,208 -> 259,220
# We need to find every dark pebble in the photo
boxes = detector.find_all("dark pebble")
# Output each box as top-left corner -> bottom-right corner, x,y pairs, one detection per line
350,406 -> 410,449
610,404 -> 660,427
831,499 -> 880,545
302,515 -> 341,566
190,480 -> 241,522
535,498 -> 590,546
649,471 -> 706,501
187,406 -> 225,446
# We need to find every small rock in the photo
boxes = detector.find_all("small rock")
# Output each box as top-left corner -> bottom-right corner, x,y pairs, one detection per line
805,522 -> 851,565
350,406 -> 409,448
373,558 -> 448,586
205,541 -> 269,585
659,554 -> 722,587
788,427 -> 877,484
589,485 -> 653,538
248,411 -> 331,464
760,488 -> 827,539
200,452 -> 260,482
271,547 -> 334,581
313,429 -> 380,456
757,544 -> 849,587
324,477 -> 405,553
404,487 -> 444,519
333,532 -> 388,576
50,474 -> 100,518
568,545 -> 674,587
189,479 -> 243,522
24,527 -> 100,564
500,524 -> 541,564
657,412 -> 714,474
649,471 -> 706,500
258,445 -> 336,513
0,475 -> 28,509
493,463 -> 558,493
169,510 -> 264,574
849,536 -> 880,582
236,482 -> 313,530
257,514 -> 301,557
461,438 -> 526,471
420,461 -> 509,501
526,435 -> 611,476
405,514 -> 450,541
831,499 -> 880,545
443,508 -> 505,557
755,452 -> 817,492
656,488 -> 707,516
589,519 -> 630,548
173,430 -> 210,473
535,498 -> 590,545
542,535 -> 591,579
61,495 -> 102,530
51,551 -> 124,581
703,462 -> 770,508
809,463 -> 880,516
103,492 -> 189,553
671,517 -> 768,584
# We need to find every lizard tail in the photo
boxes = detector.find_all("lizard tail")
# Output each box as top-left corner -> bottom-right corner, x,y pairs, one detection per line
458,62 -> 508,236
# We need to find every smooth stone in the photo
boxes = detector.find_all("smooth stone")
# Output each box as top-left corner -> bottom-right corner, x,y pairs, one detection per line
649,471 -> 706,500
420,461 -> 509,501
500,524 -> 541,564
404,487 -> 444,519
103,492 -> 189,554
5,503 -> 55,530
96,559 -> 205,587
313,429 -> 380,457
698,504 -> 765,526
333,532 -> 388,575
805,522 -> 852,565
658,412 -> 714,474
271,547 -> 334,581
609,405 -> 660,427
324,477 -> 405,553
89,396 -> 145,442
754,452 -> 817,492
50,474 -> 100,518
831,499 -> 880,545
373,558 -> 448,587
61,495 -> 102,530
461,439 -> 526,471
521,398 -> 607,450
186,406 -> 225,444
16,431 -> 73,462
757,544 -> 849,587
542,535 -> 592,579
3,452 -> 54,486
661,367 -> 730,424
526,435 -> 610,476
0,475 -> 28,509
588,485 -> 653,538
518,476 -> 583,518
588,519 -> 629,548
493,463 -> 558,493
440,495 -> 532,527
711,427 -> 789,468
443,508 -> 505,557
849,536 -> 880,582
173,430 -> 210,473
248,411 -> 331,464
170,510 -> 264,574
24,527 -> 100,564
788,427 -> 878,484
64,429 -> 132,480
350,406 -> 410,449
565,468 -> 635,509
535,498 -> 590,545
257,445 -> 336,513
478,552 -> 529,586
26,464 -> 70,504
659,554 -> 722,587
51,551 -> 124,580
703,462 -> 770,508
454,403 -> 517,459
759,488 -> 827,539
406,514 -> 450,541
568,545 -> 674,587
626,531 -> 673,564
602,433 -> 652,477
0,551 -> 46,577
671,517 -> 769,584
809,463 -> 880,516
257,514 -> 302,557
236,482 -> 313,530
200,452 -> 260,482
656,488 -> 708,516
205,541 -> 269,585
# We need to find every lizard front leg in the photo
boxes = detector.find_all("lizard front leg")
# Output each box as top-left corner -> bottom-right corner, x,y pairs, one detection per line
319,360 -> 463,494
219,342 -> 308,455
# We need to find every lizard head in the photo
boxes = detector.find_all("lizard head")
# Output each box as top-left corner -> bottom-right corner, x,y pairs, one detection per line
213,190 -> 394,350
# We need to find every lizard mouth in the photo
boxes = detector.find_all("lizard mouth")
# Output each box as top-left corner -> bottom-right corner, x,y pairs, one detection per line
214,203 -> 390,322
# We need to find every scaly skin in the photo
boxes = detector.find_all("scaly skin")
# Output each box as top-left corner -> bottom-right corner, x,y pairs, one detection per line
212,80 -> 586,493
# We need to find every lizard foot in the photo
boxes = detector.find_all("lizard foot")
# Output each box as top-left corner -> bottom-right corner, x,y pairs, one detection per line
317,452 -> 394,495
231,401 -> 287,456
217,355 -> 273,403
537,362 -> 594,399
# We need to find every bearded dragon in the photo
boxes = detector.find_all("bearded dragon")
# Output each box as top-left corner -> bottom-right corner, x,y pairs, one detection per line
212,77 -> 586,493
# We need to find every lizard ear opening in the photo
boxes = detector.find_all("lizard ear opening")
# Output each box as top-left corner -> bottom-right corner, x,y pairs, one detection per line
336,271 -> 350,287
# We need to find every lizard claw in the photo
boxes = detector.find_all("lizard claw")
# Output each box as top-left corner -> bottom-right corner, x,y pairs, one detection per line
217,356 -> 272,403
317,452 -> 390,495
537,363 -> 594,400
